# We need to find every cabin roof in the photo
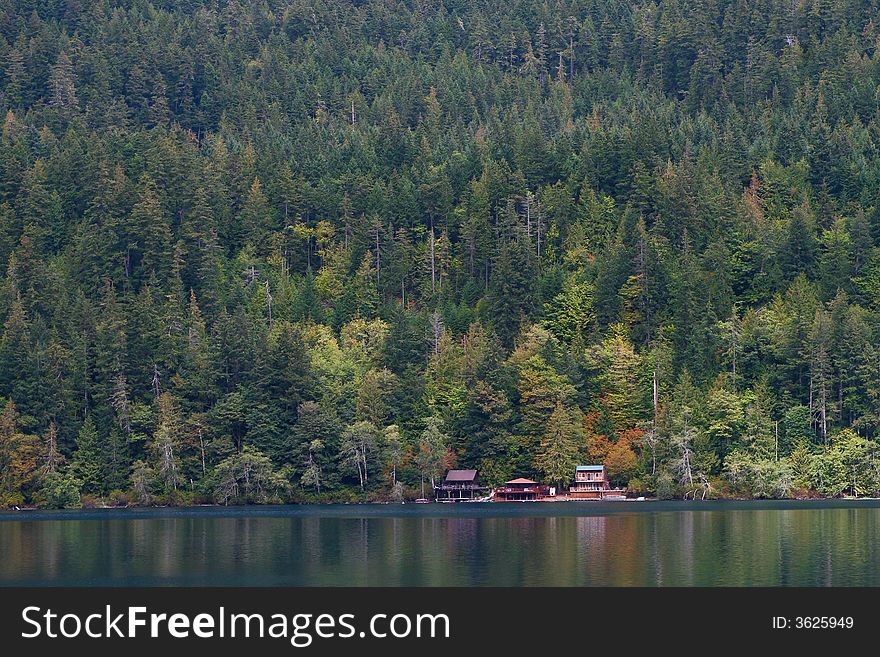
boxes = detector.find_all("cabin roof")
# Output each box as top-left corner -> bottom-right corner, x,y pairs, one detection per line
576,465 -> 605,472
505,478 -> 538,485
445,469 -> 478,482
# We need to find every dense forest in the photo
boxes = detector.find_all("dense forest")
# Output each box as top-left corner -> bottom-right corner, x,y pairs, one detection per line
1,0 -> 880,507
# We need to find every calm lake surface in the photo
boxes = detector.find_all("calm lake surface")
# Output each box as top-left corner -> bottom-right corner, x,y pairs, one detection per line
2,500 -> 880,586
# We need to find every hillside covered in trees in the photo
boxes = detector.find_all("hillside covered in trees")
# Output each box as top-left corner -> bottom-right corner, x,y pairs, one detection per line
1,0 -> 880,507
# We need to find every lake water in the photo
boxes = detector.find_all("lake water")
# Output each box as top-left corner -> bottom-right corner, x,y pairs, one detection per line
2,500 -> 880,586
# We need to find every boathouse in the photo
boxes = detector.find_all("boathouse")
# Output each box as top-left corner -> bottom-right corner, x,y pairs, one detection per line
493,478 -> 550,502
435,469 -> 487,501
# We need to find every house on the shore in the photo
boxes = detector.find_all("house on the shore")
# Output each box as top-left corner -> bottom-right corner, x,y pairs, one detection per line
493,478 -> 552,502
568,465 -> 626,499
435,469 -> 488,501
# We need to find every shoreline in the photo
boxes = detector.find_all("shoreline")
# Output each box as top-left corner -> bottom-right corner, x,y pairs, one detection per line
4,497 -> 880,522
1,493 -> 864,514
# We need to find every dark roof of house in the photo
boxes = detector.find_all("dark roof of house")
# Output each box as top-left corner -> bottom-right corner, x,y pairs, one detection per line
445,469 -> 478,482
505,478 -> 539,485
576,465 -> 605,472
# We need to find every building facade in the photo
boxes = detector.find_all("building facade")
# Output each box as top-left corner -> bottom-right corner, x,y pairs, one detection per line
568,465 -> 626,499
493,478 -> 551,502
435,470 -> 487,501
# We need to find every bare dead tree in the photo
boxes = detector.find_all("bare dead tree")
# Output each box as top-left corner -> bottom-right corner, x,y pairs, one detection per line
429,226 -> 436,293
152,364 -> 161,398
430,310 -> 444,354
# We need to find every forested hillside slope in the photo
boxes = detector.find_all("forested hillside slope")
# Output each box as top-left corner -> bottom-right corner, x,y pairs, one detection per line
1,0 -> 880,506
